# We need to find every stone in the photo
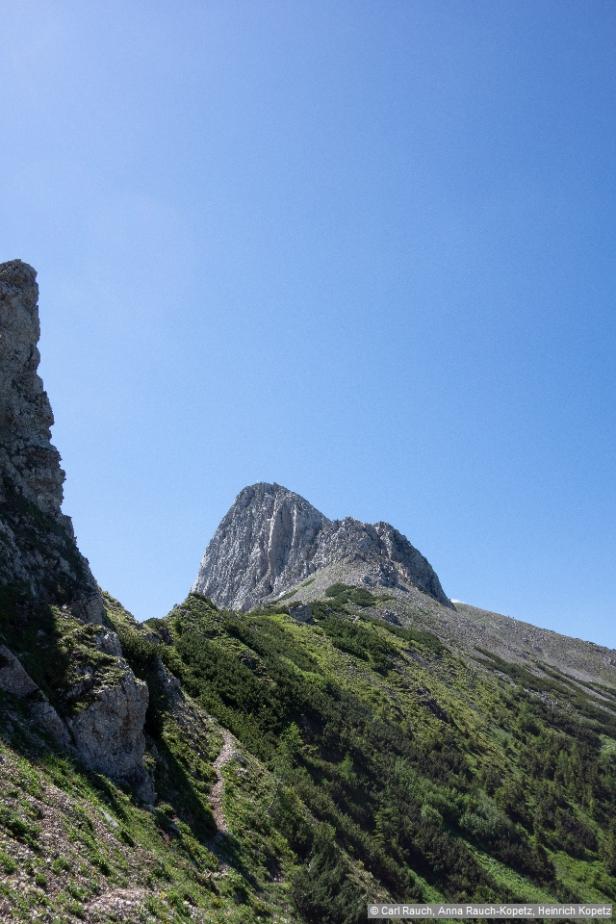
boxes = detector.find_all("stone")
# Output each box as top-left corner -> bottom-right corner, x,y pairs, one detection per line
93,628 -> 124,658
0,260 -> 103,621
152,656 -> 183,711
0,643 -> 40,698
0,259 -> 151,796
65,667 -> 153,802
0,644 -> 71,749
193,482 -> 451,610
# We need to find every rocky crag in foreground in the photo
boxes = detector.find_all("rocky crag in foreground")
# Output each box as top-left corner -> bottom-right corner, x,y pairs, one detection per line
0,260 -> 101,620
194,481 -> 451,610
0,260 -> 150,797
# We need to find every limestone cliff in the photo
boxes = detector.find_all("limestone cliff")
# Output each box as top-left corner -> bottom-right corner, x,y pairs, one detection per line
193,482 -> 451,610
0,260 -> 151,799
0,260 -> 101,621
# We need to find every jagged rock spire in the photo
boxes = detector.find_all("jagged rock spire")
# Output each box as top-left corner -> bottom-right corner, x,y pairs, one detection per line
193,482 -> 450,610
0,260 -> 102,620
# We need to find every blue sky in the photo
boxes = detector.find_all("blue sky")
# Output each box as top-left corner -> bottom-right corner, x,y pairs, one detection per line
1,1 -> 615,646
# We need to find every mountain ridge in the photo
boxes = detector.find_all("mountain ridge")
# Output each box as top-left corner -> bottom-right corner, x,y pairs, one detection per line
193,481 -> 451,610
193,482 -> 615,690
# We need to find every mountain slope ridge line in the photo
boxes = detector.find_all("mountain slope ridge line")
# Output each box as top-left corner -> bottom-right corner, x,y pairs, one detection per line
1,259 -> 615,922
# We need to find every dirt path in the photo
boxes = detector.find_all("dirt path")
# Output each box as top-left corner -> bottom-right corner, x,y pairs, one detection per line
210,728 -> 237,835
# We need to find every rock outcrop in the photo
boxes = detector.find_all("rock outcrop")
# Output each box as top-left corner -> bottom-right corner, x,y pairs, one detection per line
65,668 -> 152,800
0,260 -> 151,798
193,482 -> 451,610
0,260 -> 102,622
0,644 -> 71,749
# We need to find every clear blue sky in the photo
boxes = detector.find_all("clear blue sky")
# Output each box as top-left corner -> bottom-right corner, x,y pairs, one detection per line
1,1 -> 615,646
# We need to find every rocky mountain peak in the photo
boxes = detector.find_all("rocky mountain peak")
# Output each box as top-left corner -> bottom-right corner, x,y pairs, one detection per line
193,483 -> 328,610
193,482 -> 451,610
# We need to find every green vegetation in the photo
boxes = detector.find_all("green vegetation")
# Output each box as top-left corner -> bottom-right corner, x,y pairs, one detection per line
0,591 -> 128,721
150,589 -> 616,920
1,583 -> 614,921
325,582 -> 379,607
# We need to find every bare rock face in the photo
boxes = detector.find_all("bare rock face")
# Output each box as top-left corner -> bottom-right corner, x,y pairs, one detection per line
194,483 -> 327,610
193,482 -> 450,610
66,668 -> 153,802
0,261 -> 62,512
0,260 -> 102,622
0,260 -> 151,798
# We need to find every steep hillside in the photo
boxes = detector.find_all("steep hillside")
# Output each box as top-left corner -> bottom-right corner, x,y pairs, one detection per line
4,583 -> 611,921
1,592 -> 323,922
1,262 -> 615,922
195,483 -> 616,693
275,577 -> 616,694
145,588 -> 616,921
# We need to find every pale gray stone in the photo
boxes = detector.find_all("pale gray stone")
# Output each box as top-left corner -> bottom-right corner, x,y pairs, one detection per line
65,669 -> 153,800
94,629 -> 124,658
193,482 -> 451,610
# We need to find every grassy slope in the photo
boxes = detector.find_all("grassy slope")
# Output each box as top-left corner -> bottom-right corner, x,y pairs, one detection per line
0,594 -> 302,922
151,588 -> 616,920
0,696 -> 307,922
0,586 -> 614,922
